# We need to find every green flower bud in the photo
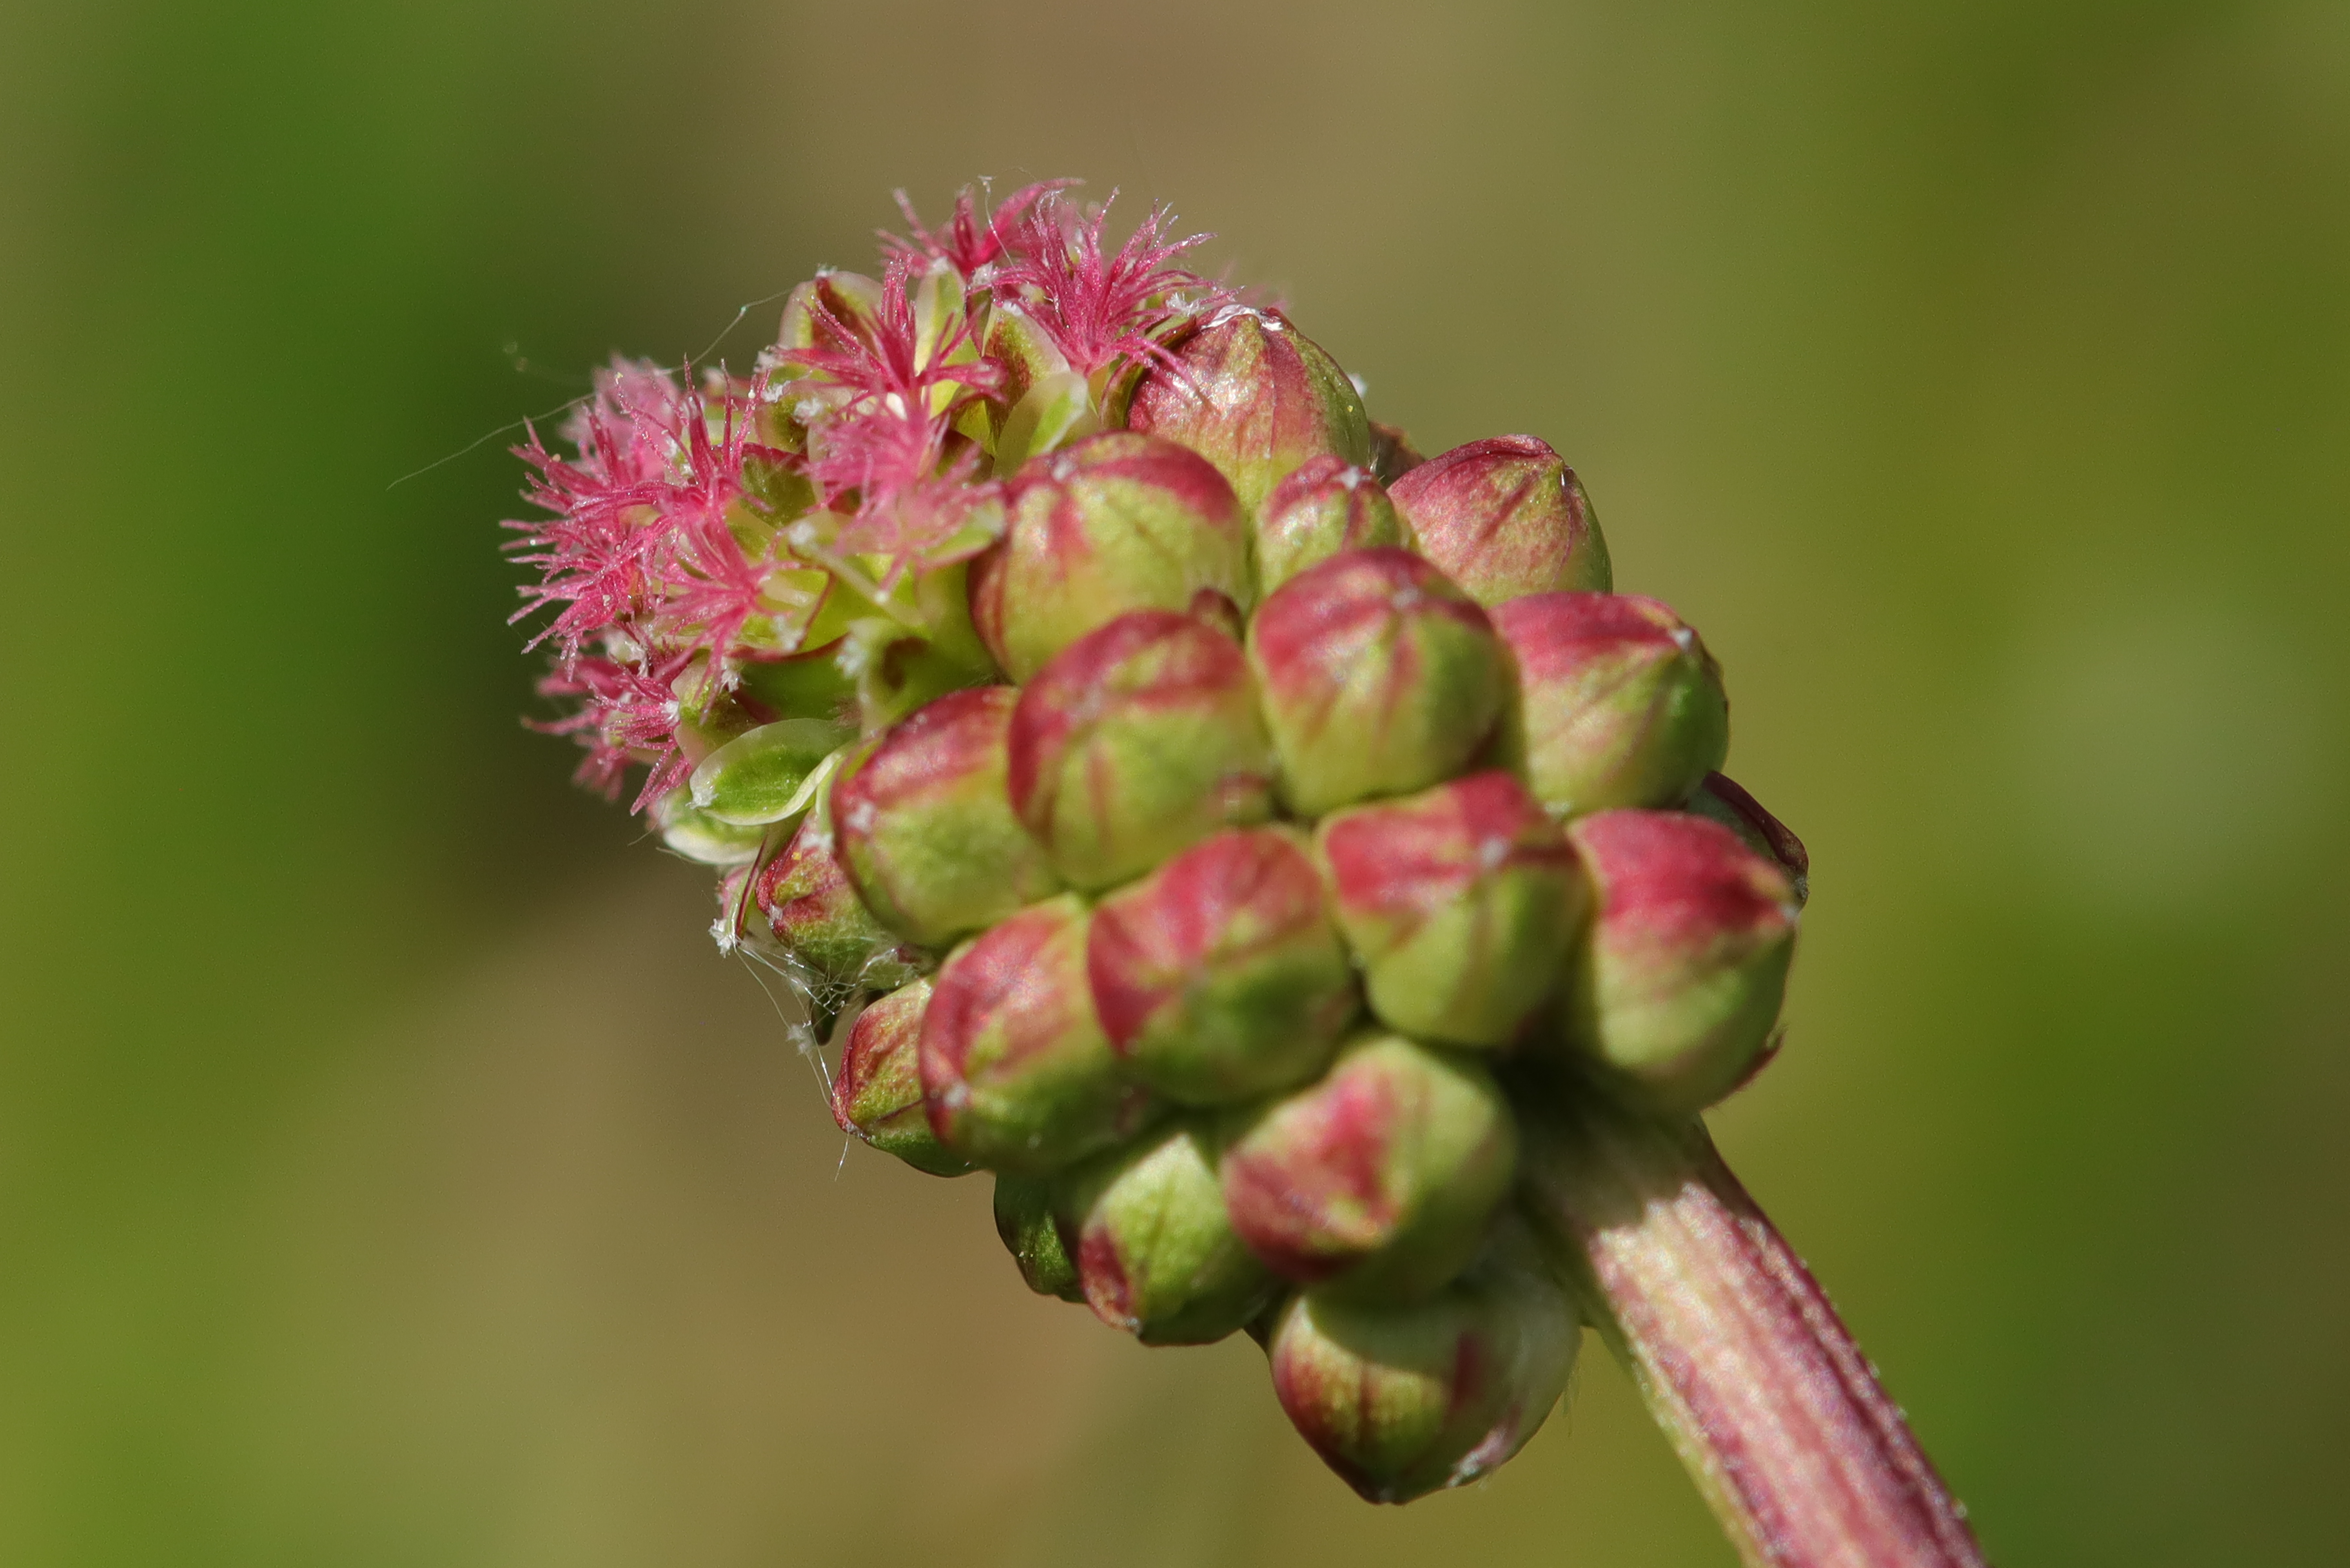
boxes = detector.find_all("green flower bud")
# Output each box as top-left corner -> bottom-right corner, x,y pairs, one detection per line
1254,455 -> 1414,593
968,430 -> 1252,682
1387,435 -> 1611,604
1006,609 -> 1276,890
830,686 -> 1063,946
650,786 -> 765,866
832,980 -> 975,1177
1125,307 -> 1373,517
688,717 -> 855,826
1684,771 -> 1810,907
1492,593 -> 1730,819
1266,1218 -> 1578,1503
1087,827 -> 1356,1105
918,893 -> 1155,1173
1318,772 -> 1588,1048
993,1172 -> 1085,1301
1222,1033 -> 1517,1301
1246,548 -> 1508,816
753,806 -> 927,992
1063,1119 -> 1277,1345
1561,810 -> 1800,1113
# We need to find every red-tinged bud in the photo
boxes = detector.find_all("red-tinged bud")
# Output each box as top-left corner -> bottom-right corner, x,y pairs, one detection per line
1246,548 -> 1508,816
1267,1218 -> 1578,1504
1007,610 -> 1275,890
830,686 -> 1063,946
919,893 -> 1156,1173
832,981 -> 975,1177
1318,773 -> 1588,1048
1125,307 -> 1374,517
1254,456 -> 1414,593
1388,435 -> 1612,604
1685,771 -> 1810,906
1561,810 -> 1800,1114
1087,828 -> 1356,1105
1222,1033 -> 1517,1301
1491,593 -> 1730,819
1064,1119 -> 1278,1345
754,808 -> 927,992
993,1173 -> 1085,1301
969,431 -> 1252,681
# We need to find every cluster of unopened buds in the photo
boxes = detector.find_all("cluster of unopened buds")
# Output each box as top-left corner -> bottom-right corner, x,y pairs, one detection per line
507,182 -> 1984,1560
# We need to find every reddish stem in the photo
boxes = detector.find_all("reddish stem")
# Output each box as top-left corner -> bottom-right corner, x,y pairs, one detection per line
1520,1100 -> 1988,1568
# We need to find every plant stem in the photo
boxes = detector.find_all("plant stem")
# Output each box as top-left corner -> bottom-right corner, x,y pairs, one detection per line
1518,1097 -> 1988,1568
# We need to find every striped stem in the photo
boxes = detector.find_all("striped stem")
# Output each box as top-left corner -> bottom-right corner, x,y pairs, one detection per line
1519,1098 -> 1988,1568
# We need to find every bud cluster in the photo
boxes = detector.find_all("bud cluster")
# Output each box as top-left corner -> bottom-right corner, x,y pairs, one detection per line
508,181 -> 1807,1504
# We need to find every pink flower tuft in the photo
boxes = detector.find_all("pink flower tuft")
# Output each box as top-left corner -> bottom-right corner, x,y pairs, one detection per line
989,193 -> 1229,379
529,653 -> 692,807
882,180 -> 1074,277
506,359 -> 802,807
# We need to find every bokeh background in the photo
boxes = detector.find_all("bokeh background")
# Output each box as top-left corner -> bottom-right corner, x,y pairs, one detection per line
5,1 -> 2348,1563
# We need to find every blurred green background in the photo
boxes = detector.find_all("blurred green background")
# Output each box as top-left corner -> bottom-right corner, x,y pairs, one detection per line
5,1 -> 2347,1563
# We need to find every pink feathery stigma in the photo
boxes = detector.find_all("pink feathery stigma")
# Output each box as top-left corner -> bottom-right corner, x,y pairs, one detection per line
882,180 -> 1075,277
642,371 -> 789,685
786,257 -> 1010,581
780,256 -> 1000,413
504,361 -> 697,661
991,192 -> 1230,378
509,360 -> 803,809
833,452 -> 1004,588
530,653 -> 692,807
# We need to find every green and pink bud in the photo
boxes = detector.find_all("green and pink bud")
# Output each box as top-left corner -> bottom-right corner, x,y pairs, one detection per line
1388,435 -> 1612,604
1317,772 -> 1588,1048
1246,548 -> 1508,817
1684,771 -> 1810,906
1006,609 -> 1275,890
1087,827 -> 1356,1105
1491,593 -> 1730,819
968,431 -> 1252,681
1561,810 -> 1800,1114
832,980 -> 974,1177
1124,307 -> 1373,517
1221,1033 -> 1518,1302
830,686 -> 1063,946
1253,456 -> 1414,593
753,809 -> 927,993
919,893 -> 1155,1173
1266,1218 -> 1579,1504
993,1173 -> 1084,1301
1063,1119 -> 1277,1345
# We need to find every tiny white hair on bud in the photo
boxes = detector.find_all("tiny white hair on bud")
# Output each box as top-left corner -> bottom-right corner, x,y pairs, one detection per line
1671,626 -> 1696,651
1348,373 -> 1370,396
1338,466 -> 1369,490
710,916 -> 740,954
